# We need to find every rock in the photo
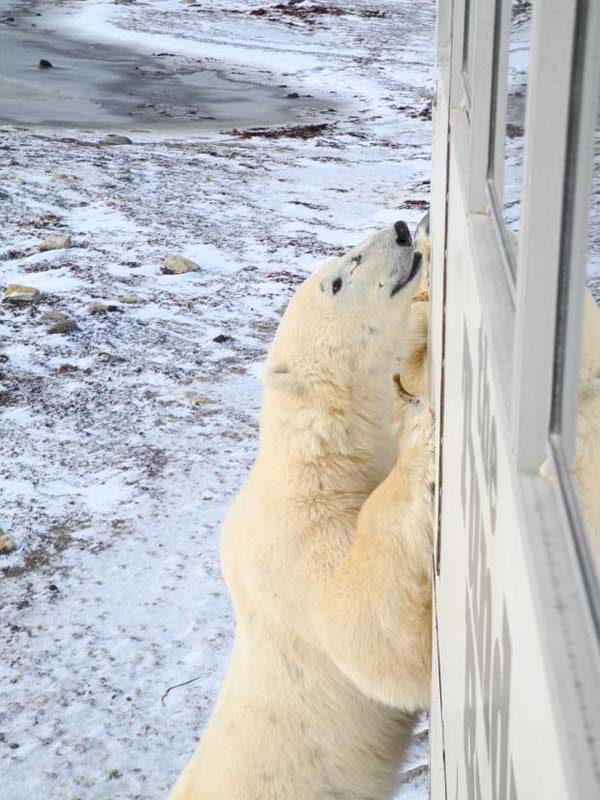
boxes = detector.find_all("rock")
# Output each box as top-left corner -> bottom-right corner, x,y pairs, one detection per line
99,134 -> 133,146
48,319 -> 78,335
89,303 -> 121,314
38,59 -> 53,69
3,284 -> 41,304
115,0 -> 135,4
40,310 -> 68,323
56,363 -> 80,374
118,295 -> 144,304
188,394 -> 214,406
0,383 -> 9,396
0,351 -> 9,362
162,255 -> 200,275
0,533 -> 16,555
213,334 -> 234,344
39,233 -> 71,252
98,352 -> 126,365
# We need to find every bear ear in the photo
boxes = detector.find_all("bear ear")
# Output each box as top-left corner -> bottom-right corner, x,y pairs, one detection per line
263,363 -> 301,394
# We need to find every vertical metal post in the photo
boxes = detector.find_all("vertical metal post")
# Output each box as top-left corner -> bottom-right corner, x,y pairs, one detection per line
486,0 -> 511,202
511,0 -> 577,470
465,0 -> 499,211
449,0 -> 467,109
436,0 -> 452,53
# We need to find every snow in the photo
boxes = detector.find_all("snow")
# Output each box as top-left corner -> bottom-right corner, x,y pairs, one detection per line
0,1 -> 434,797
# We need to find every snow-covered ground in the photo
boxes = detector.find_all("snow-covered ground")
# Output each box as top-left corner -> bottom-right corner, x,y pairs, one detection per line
0,1 -> 434,798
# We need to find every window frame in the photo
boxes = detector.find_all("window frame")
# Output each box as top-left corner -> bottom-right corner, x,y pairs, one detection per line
430,0 -> 600,793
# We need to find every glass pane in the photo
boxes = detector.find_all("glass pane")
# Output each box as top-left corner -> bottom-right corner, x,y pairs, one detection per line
580,109 -> 600,578
462,0 -> 473,95
503,0 -> 532,236
552,34 -> 600,585
587,127 -> 600,296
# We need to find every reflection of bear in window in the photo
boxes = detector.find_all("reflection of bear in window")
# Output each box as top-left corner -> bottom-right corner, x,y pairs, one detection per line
169,221 -> 435,800
574,289 -> 600,569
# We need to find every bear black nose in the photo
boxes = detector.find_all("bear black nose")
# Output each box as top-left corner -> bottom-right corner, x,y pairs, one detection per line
394,220 -> 412,246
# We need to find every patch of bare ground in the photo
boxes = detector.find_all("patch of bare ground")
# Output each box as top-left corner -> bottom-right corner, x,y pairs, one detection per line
248,2 -> 387,23
229,122 -> 331,139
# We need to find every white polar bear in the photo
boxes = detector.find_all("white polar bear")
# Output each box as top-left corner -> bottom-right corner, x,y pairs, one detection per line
169,221 -> 435,800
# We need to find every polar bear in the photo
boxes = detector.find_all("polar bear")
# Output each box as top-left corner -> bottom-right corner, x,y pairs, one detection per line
169,221 -> 435,800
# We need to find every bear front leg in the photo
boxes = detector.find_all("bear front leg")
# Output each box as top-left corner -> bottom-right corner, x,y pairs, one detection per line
313,394 -> 435,711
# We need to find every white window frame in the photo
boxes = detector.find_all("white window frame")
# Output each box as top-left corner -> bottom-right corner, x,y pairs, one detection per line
429,0 -> 600,796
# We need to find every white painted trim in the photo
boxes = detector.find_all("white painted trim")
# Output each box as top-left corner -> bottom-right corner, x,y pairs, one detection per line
511,0 -> 577,470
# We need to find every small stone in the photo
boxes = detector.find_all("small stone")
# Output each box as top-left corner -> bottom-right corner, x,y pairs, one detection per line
38,59 -> 53,69
98,352 -> 126,365
3,284 -> 41,304
40,310 -> 68,323
0,533 -> 16,555
213,334 -> 233,344
186,392 -> 214,406
89,303 -> 121,314
0,351 -> 9,362
48,319 -> 78,334
162,255 -> 200,275
99,134 -> 133,146
118,295 -> 144,304
39,234 -> 71,252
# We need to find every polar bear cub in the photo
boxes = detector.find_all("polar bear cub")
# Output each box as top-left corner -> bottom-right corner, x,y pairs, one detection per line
169,221 -> 435,800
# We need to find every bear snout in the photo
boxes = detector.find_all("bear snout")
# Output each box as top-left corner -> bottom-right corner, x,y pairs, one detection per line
390,251 -> 422,297
394,220 -> 412,246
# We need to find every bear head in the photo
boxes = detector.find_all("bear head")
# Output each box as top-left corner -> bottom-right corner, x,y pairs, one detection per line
264,221 -> 422,399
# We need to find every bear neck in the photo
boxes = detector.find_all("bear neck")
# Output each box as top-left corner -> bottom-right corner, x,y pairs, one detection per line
257,372 -> 397,497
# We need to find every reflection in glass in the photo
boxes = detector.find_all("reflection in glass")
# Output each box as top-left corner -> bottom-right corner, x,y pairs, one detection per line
580,120 -> 600,577
462,0 -> 472,90
587,131 -> 600,290
503,0 -> 531,236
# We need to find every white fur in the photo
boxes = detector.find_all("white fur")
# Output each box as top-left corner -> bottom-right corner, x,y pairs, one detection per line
169,224 -> 434,800
575,289 -> 600,568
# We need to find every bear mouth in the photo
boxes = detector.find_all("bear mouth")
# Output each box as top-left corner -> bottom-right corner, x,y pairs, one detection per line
390,251 -> 422,297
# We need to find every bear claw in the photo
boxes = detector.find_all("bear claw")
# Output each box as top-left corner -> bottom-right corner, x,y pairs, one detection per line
393,373 -> 416,404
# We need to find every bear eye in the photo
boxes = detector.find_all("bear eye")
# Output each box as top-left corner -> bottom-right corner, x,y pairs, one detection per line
332,277 -> 343,295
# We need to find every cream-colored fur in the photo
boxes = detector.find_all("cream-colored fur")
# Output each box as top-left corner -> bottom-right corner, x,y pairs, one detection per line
169,223 -> 434,800
574,289 -> 600,567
